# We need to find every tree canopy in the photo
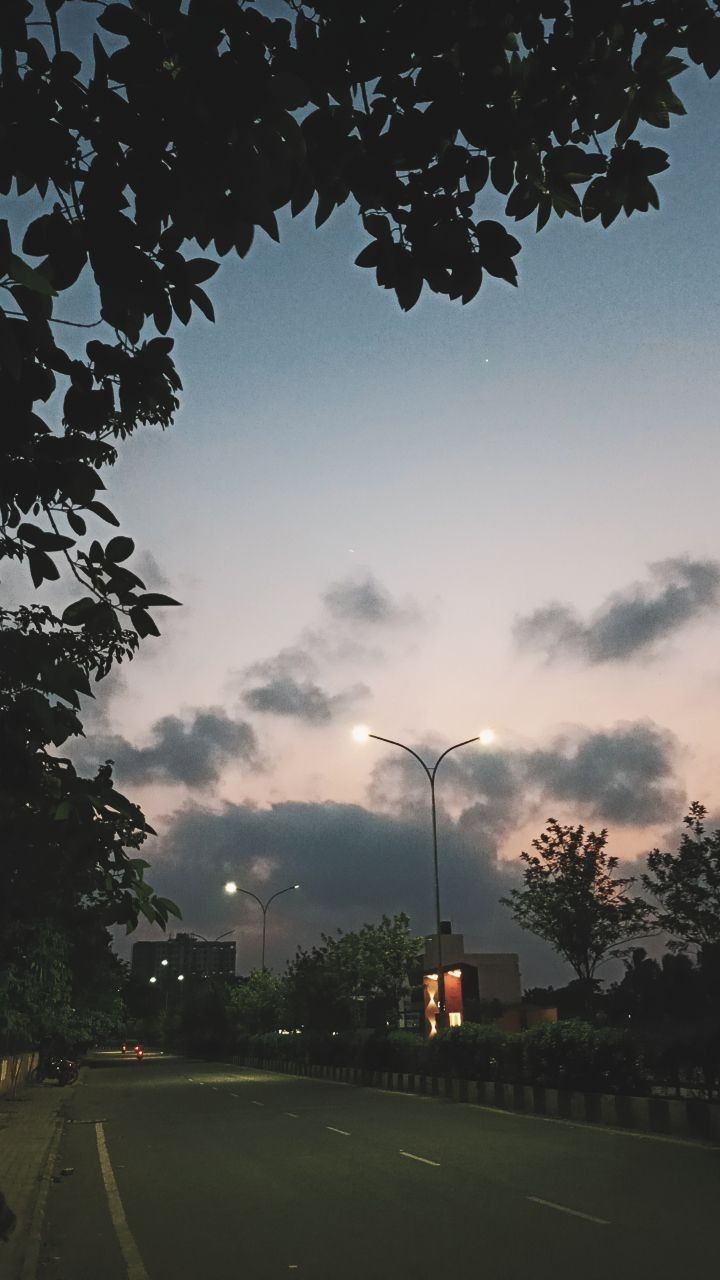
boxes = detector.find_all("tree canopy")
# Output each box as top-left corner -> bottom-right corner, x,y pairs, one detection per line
643,802 -> 720,952
501,818 -> 652,989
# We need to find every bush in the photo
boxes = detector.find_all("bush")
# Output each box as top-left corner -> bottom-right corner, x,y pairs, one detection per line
521,1020 -> 644,1094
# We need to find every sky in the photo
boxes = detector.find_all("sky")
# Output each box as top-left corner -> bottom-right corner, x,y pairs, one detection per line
13,16 -> 720,985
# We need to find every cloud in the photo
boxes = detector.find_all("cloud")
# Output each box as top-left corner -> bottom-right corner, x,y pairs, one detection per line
238,572 -> 419,724
78,708 -> 259,788
243,676 -> 370,724
522,722 -> 682,825
150,796 -> 565,981
514,557 -> 720,663
368,720 -> 681,830
140,718 -> 683,980
322,574 -> 419,626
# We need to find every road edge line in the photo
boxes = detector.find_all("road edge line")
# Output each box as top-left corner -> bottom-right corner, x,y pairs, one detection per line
95,1122 -> 150,1280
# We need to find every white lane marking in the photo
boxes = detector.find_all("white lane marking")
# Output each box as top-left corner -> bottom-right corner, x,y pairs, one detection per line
527,1196 -> 609,1225
95,1122 -> 150,1279
251,1100 -> 264,1107
285,1112 -> 300,1118
230,1092 -> 240,1098
326,1126 -> 351,1136
210,1087 -> 219,1091
399,1150 -> 440,1167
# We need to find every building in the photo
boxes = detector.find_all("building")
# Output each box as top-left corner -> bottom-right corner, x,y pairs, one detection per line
131,933 -> 236,982
422,926 -> 522,1004
408,922 -> 524,1037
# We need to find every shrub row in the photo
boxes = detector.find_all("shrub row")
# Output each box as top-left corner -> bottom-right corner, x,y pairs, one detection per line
232,1019 -> 719,1099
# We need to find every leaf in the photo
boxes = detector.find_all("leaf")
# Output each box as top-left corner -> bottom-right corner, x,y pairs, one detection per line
189,286 -> 215,322
67,510 -> 86,536
62,597 -> 98,626
8,255 -> 57,297
87,501 -> 120,527
185,258 -> 220,284
105,536 -> 135,563
355,242 -> 381,268
136,593 -> 181,607
130,607 -> 161,638
18,523 -> 74,551
28,549 -> 61,588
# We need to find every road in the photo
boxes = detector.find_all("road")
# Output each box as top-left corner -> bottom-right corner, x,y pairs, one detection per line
37,1052 -> 717,1280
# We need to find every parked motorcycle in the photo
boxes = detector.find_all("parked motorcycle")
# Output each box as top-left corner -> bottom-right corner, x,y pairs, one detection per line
32,1056 -> 79,1087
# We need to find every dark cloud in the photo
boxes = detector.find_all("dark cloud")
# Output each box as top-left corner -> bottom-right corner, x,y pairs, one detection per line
522,722 -> 682,825
515,557 -> 720,663
78,708 -> 258,788
369,720 -> 681,830
150,797 -> 564,982
322,574 -> 418,626
243,676 -> 369,724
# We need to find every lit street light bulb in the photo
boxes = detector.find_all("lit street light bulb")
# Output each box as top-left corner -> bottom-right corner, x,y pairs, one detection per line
149,976 -> 157,984
224,880 -> 238,895
352,724 -> 371,743
478,728 -> 495,746
177,974 -> 184,982
161,958 -> 169,966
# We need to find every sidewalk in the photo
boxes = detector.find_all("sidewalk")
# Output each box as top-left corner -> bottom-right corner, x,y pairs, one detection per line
0,1082 -> 70,1280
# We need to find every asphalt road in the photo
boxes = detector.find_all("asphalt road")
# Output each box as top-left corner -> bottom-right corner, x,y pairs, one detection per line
37,1052 -> 717,1280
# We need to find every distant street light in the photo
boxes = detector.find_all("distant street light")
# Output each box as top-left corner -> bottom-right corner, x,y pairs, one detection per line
149,976 -> 157,984
161,958 -> 169,966
353,725 -> 495,1028
223,882 -> 300,971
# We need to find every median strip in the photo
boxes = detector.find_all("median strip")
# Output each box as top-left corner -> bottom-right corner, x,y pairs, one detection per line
399,1151 -> 440,1167
527,1196 -> 609,1225
326,1126 -> 351,1136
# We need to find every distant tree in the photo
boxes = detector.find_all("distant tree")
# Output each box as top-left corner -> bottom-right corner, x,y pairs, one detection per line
286,913 -> 423,1030
501,819 -> 652,1012
319,913 -> 423,1028
229,969 -> 288,1035
643,802 -> 720,953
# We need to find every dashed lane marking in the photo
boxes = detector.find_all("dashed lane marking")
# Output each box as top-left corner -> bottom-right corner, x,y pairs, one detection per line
251,1100 -> 264,1107
527,1196 -> 609,1225
326,1126 -> 351,1136
285,1112 -> 300,1118
95,1122 -> 150,1280
399,1150 -> 440,1167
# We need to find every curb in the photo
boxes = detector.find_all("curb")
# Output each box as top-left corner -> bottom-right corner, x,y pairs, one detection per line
229,1055 -> 720,1145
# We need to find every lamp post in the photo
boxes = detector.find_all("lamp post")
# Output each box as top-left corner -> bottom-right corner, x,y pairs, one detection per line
352,723 -> 495,1027
223,882 -> 300,971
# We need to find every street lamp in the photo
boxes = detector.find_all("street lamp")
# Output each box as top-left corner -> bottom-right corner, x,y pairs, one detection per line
223,882 -> 300,971
353,724 -> 495,1026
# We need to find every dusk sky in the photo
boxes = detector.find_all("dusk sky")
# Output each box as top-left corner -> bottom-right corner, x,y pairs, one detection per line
29,58 -> 719,984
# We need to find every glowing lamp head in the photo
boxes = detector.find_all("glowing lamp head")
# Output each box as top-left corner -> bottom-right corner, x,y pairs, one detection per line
177,974 -> 184,982
161,958 -> 169,966
149,976 -> 157,984
224,880 -> 238,895
478,728 -> 496,747
293,884 -> 300,890
351,724 -> 371,744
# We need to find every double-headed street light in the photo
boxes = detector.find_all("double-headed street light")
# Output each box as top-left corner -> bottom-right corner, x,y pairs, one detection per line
352,723 -> 495,1027
223,882 -> 300,971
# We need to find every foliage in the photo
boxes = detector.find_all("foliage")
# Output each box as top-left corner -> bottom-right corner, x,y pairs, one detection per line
285,913 -> 423,1030
643,802 -> 720,951
0,911 -> 127,1053
501,819 -> 653,1001
227,969 -> 288,1035
2,0 -> 718,621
